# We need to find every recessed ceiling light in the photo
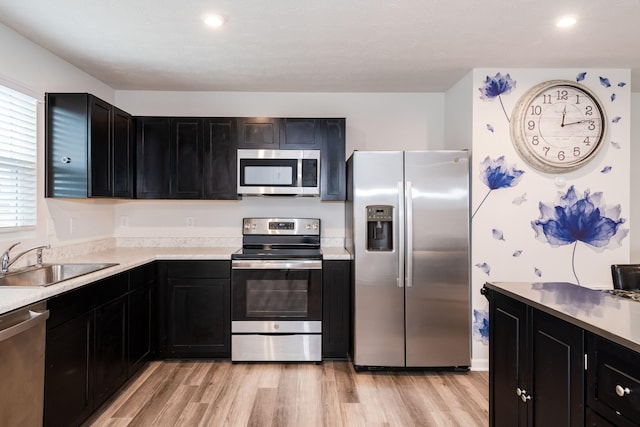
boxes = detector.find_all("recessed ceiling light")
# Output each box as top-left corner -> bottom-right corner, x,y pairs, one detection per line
556,16 -> 577,28
204,14 -> 225,27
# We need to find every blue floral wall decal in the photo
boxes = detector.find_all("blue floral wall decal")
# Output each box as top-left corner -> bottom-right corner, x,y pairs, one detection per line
599,76 -> 611,88
612,116 -> 622,123
618,82 -> 627,87
513,250 -> 523,257
601,166 -> 612,174
492,229 -> 505,241
486,124 -> 494,133
531,186 -> 627,285
611,141 -> 621,149
576,72 -> 587,82
473,309 -> 489,344
513,193 -> 527,205
475,262 -> 491,275
534,267 -> 542,277
478,72 -> 516,122
472,156 -> 524,219
611,93 -> 616,102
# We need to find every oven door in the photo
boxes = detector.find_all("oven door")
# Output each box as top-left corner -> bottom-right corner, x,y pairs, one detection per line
231,259 -> 322,322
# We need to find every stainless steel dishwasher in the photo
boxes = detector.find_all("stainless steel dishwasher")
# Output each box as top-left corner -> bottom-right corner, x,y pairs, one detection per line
0,302 -> 49,426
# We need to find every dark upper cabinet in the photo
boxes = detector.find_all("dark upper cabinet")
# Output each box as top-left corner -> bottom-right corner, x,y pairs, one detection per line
45,93 -> 134,198
321,119 -> 346,200
135,117 -> 172,198
172,118 -> 203,199
280,118 -> 322,149
112,107 -> 135,198
488,289 -> 584,427
237,117 -> 280,149
203,118 -> 238,200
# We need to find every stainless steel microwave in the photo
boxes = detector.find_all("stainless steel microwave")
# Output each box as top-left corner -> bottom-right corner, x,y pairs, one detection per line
237,149 -> 320,196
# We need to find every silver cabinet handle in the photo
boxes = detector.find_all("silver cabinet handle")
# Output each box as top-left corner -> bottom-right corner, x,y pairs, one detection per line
61,156 -> 71,164
616,385 -> 631,397
516,387 -> 532,403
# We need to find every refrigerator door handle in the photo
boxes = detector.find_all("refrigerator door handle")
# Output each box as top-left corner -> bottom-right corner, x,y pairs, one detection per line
397,180 -> 405,288
405,180 -> 413,288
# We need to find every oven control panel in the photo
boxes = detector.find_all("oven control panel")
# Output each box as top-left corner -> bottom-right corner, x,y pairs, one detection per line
242,218 -> 320,235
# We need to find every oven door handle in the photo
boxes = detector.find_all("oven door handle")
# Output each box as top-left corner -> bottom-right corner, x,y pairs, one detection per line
231,260 -> 322,270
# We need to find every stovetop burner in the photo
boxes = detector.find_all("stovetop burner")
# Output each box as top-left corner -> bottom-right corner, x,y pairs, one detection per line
605,289 -> 640,302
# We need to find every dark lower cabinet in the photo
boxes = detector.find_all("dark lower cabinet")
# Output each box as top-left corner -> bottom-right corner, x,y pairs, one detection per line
128,263 -> 155,375
487,289 -> 584,427
93,295 -> 128,408
159,261 -> 231,358
322,260 -> 351,359
44,311 -> 93,427
587,333 -> 640,426
44,268 -> 153,427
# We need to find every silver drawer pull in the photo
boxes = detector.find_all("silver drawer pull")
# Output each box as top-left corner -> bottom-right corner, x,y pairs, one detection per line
615,385 -> 631,397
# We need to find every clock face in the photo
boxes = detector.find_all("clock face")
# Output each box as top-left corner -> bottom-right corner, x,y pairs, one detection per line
510,80 -> 607,173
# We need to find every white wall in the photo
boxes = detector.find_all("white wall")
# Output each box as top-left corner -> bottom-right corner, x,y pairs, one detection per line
0,23 -> 117,250
631,93 -> 640,260
114,91 -> 446,241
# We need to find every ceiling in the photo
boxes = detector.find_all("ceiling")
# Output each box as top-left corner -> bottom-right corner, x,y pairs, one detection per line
1,0 -> 639,92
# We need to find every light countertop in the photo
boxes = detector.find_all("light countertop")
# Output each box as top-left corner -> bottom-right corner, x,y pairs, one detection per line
0,246 -> 351,315
485,281 -> 640,354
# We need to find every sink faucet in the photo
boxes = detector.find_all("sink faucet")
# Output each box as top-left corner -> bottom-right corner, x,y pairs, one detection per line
1,242 -> 51,274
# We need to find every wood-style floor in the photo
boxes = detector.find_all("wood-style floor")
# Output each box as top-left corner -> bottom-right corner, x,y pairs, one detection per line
84,360 -> 488,427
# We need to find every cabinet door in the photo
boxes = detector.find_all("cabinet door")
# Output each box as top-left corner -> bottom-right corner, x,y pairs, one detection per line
171,118 -> 203,199
45,93 -> 89,198
128,263 -> 155,375
112,107 -> 134,198
322,260 -> 351,359
136,117 -> 172,198
321,119 -> 346,200
88,96 -> 113,197
237,117 -> 280,149
167,276 -> 230,357
203,118 -> 238,199
44,312 -> 94,427
94,296 -> 128,408
490,292 -> 528,427
280,118 -> 322,149
531,309 -> 584,427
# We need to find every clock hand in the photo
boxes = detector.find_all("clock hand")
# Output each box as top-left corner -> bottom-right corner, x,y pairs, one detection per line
561,106 -> 567,127
563,119 -> 590,126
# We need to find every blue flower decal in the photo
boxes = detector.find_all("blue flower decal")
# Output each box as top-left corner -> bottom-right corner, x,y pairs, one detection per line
473,309 -> 489,344
478,72 -> 516,122
532,186 -> 628,284
472,156 -> 524,219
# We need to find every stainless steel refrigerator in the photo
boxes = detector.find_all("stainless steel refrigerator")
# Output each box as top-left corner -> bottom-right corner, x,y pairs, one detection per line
346,150 -> 470,368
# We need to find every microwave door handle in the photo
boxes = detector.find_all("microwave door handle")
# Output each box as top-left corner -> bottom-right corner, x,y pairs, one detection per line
297,158 -> 303,188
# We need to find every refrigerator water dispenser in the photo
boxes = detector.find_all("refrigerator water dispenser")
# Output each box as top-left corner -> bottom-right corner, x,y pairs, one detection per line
366,205 -> 393,251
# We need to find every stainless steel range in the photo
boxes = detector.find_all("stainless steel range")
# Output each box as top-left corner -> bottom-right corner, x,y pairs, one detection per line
231,218 -> 322,362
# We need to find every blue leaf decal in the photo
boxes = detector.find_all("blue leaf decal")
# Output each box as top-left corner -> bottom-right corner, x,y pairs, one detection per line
492,229 -> 505,241
475,262 -> 491,275
611,141 -> 621,149
473,309 -> 489,344
576,72 -> 587,82
611,93 -> 616,102
486,123 -> 494,133
534,267 -> 542,277
618,82 -> 627,87
513,250 -> 523,257
612,116 -> 622,123
513,193 -> 527,205
601,166 -> 612,174
599,76 -> 611,88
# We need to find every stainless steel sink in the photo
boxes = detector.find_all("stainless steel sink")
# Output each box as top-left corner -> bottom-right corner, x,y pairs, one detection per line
0,263 -> 118,287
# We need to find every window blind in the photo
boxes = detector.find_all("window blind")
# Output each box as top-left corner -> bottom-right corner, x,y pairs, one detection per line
0,85 -> 37,231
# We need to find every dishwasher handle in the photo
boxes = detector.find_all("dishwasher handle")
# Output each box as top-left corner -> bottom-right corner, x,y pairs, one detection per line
0,309 -> 49,343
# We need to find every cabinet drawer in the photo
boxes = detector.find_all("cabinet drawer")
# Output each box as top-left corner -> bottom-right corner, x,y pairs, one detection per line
166,260 -> 230,279
588,334 -> 640,426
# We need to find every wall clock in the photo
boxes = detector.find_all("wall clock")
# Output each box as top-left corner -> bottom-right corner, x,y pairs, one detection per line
510,80 -> 607,173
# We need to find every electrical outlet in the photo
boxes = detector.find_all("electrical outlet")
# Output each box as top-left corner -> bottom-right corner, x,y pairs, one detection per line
69,217 -> 77,235
120,216 -> 129,227
46,218 -> 55,236
186,217 -> 194,228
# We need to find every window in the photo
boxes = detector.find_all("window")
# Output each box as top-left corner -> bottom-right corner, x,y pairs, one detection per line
0,84 -> 38,231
